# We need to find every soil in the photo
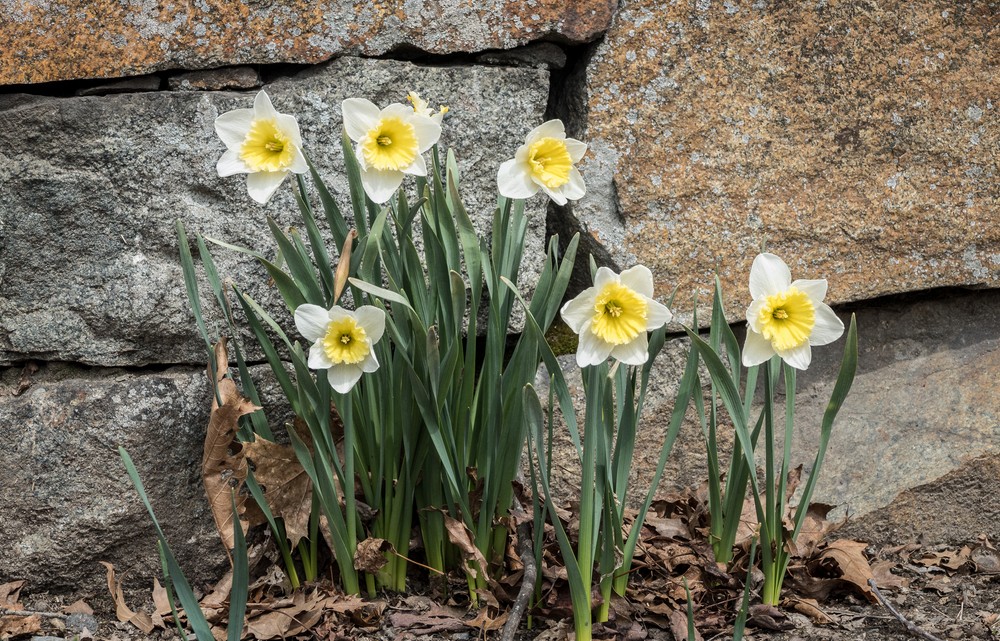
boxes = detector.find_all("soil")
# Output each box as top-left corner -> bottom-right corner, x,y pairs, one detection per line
12,456 -> 1000,641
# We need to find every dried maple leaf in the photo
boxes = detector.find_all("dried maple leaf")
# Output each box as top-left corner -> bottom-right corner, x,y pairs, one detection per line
202,339 -> 260,551
99,562 -> 155,634
243,436 -> 313,547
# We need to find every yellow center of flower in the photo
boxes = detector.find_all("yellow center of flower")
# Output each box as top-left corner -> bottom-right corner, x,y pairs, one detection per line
591,282 -> 648,345
361,117 -> 418,171
240,119 -> 295,172
322,317 -> 370,365
757,287 -> 815,351
527,137 -> 572,189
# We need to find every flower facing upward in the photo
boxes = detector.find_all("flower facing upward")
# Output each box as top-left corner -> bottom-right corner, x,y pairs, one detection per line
294,303 -> 386,393
406,91 -> 449,124
342,98 -> 442,204
215,90 -> 308,204
497,120 -> 587,206
560,265 -> 672,367
742,253 -> 844,370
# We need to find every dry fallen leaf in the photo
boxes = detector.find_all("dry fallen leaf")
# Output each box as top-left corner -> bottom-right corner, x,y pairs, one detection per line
62,599 -> 95,615
202,339 -> 260,551
787,596 -> 836,624
442,513 -> 494,586
243,436 -> 313,547
870,560 -> 910,589
100,562 -> 155,634
0,580 -> 42,639
354,537 -> 393,574
817,540 -> 878,603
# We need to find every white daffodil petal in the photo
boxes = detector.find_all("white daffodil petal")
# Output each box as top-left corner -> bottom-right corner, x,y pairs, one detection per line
217,148 -> 248,177
214,108 -> 254,147
746,298 -> 768,333
777,342 -> 812,370
289,147 -> 308,174
646,298 -> 672,329
308,342 -> 334,370
360,168 -> 404,204
809,303 -> 844,346
564,138 -> 588,163
360,350 -> 380,374
342,98 -> 381,141
539,182 -> 568,206
562,167 -> 586,201
497,158 -> 539,200
749,252 -> 792,299
611,333 -> 649,366
792,278 -> 829,303
246,171 -> 288,204
381,103 -> 414,120
253,90 -> 279,120
409,114 -> 442,152
526,119 -> 566,145
327,364 -> 364,394
560,287 -> 598,333
404,152 -> 427,177
275,113 -> 304,148
742,330 -> 776,367
354,306 -> 386,344
618,265 -> 655,298
294,304 -> 332,342
576,326 -> 615,367
593,267 -> 618,290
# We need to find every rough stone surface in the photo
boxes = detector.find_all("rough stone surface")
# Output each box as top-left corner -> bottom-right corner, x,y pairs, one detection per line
1,0 -> 615,85
539,288 -> 1000,518
0,363 -> 227,593
167,67 -> 262,91
0,56 -> 549,366
570,0 -> 1000,324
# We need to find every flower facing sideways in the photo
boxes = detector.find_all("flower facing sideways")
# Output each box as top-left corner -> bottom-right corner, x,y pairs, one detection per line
497,119 -> 586,206
342,97 -> 442,204
561,265 -> 672,367
215,90 -> 308,204
406,91 -> 449,124
294,303 -> 386,393
742,253 -> 844,370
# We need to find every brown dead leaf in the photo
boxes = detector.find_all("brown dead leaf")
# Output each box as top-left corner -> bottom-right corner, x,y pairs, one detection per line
243,435 -> 313,547
788,503 -> 840,558
668,609 -> 703,641
0,580 -> 42,639
915,547 -> 972,571
152,578 -> 172,617
465,608 -> 508,632
100,562 -> 155,634
442,513 -> 493,585
748,603 -> 794,631
871,560 -> 910,589
203,339 -> 260,551
354,537 -> 393,574
816,540 -> 877,603
787,596 -> 836,624
63,599 -> 94,615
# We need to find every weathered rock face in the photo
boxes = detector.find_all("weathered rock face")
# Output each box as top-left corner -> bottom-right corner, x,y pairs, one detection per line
570,0 -> 999,322
540,287 -> 1000,518
0,56 -> 549,366
1,0 -> 615,85
0,364 -> 227,592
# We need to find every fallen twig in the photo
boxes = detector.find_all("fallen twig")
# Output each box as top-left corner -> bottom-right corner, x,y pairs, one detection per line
499,497 -> 536,641
0,607 -> 67,619
868,578 -> 945,641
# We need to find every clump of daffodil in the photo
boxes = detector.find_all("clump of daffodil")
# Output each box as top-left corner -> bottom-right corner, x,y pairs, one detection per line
215,90 -> 308,204
294,303 -> 386,393
560,265 -> 671,367
743,252 -> 844,370
497,119 -> 586,206
342,98 -> 442,204
406,91 -> 449,124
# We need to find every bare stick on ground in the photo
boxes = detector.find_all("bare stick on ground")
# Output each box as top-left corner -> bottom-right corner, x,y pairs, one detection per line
868,578 -> 945,641
500,497 -> 537,641
0,608 -> 67,619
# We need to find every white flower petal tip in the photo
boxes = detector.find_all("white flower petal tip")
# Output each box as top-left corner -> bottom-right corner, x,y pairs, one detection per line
294,303 -> 387,393
560,264 -> 670,369
215,91 -> 307,203
497,118 -> 587,205
343,96 -> 444,203
743,252 -> 844,370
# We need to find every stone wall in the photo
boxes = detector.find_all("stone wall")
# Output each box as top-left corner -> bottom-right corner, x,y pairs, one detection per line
1,0 -> 997,597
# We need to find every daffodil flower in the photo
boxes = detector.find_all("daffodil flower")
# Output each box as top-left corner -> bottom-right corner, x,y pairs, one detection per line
215,90 -> 308,204
342,98 -> 442,204
406,91 -> 449,124
496,119 -> 587,206
294,303 -> 386,393
561,265 -> 671,367
742,253 -> 844,370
